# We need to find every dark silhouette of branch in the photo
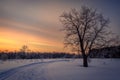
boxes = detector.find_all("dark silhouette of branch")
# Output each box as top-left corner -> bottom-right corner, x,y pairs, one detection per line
60,6 -> 118,67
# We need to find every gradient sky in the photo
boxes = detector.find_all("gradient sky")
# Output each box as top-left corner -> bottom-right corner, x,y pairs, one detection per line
0,0 -> 120,52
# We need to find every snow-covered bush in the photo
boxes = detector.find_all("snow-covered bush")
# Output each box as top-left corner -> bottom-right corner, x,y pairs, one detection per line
0,54 -> 8,61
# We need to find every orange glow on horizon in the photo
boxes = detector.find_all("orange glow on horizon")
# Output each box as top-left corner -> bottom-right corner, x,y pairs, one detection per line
0,25 -> 64,52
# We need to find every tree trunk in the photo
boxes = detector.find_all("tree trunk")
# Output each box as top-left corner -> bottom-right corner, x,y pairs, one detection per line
83,55 -> 88,67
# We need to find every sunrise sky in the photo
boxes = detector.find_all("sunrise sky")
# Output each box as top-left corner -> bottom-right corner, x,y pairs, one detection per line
0,0 -> 120,52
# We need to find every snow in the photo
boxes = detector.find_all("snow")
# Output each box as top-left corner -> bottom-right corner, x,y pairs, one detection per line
0,59 -> 120,80
0,59 -> 42,73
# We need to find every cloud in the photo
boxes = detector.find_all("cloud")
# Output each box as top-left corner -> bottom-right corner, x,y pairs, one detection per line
0,0 -> 120,52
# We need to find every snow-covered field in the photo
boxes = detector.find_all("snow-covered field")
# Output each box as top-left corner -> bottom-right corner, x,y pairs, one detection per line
0,59 -> 120,80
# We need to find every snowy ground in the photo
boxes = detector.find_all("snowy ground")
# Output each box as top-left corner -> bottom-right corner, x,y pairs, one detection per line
0,59 -> 120,80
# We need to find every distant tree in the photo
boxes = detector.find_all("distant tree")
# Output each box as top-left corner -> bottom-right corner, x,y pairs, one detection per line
20,45 -> 28,53
60,6 -> 118,67
19,45 -> 28,59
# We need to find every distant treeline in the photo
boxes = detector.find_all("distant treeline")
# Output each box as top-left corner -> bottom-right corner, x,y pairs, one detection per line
0,45 -> 120,60
90,45 -> 120,58
0,52 -> 79,60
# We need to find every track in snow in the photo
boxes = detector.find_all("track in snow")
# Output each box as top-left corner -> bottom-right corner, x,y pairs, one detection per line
0,59 -> 67,80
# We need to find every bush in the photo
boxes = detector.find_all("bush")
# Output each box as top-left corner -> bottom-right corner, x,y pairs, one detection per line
1,54 -> 8,61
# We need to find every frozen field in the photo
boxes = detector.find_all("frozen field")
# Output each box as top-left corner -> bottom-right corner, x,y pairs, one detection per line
0,59 -> 120,80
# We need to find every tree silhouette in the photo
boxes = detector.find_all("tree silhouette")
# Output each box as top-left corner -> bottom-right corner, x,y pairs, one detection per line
60,6 -> 116,67
20,45 -> 28,53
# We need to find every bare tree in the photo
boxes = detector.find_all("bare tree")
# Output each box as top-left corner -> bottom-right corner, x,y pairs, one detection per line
20,45 -> 28,53
60,6 -> 116,67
